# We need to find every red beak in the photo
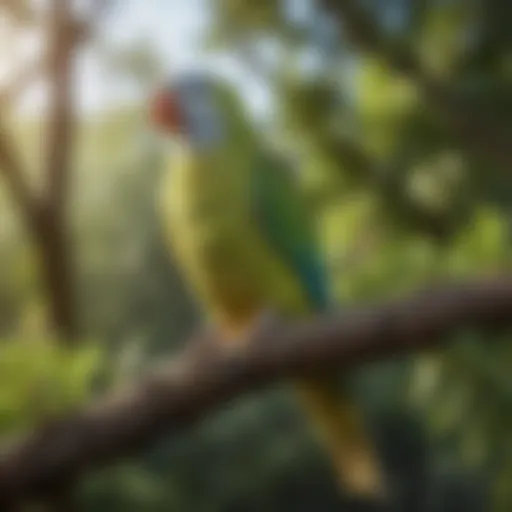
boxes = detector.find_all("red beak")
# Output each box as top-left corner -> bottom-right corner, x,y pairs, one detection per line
149,90 -> 184,132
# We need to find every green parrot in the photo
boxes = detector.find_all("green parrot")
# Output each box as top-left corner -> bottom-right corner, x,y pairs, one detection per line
149,72 -> 386,499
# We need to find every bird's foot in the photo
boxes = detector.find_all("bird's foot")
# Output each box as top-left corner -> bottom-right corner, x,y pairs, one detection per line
216,308 -> 283,356
246,308 -> 282,343
339,457 -> 391,509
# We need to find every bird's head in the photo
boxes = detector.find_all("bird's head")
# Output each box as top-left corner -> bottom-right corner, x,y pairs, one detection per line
149,72 -> 248,151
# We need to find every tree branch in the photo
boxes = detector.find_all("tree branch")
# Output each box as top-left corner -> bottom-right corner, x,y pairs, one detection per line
44,0 -> 77,213
43,0 -> 111,211
0,276 -> 511,507
323,0 -> 512,174
0,0 -> 113,349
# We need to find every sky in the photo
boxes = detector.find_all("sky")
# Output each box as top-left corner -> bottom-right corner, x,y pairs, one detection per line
1,0 -> 271,117
1,0 -> 403,118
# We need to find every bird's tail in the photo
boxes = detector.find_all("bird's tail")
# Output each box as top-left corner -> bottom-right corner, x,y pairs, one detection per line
293,377 -> 387,499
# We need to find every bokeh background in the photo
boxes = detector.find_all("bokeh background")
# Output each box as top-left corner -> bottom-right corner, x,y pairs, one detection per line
1,0 -> 512,510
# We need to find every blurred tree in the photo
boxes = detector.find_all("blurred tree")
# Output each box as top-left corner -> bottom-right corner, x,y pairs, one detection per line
0,0 -> 101,340
0,1 -> 124,510
0,0 -> 512,510
0,2 -> 200,509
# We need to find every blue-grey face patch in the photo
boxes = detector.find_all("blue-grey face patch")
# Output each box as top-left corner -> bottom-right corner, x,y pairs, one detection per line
168,74 -> 226,150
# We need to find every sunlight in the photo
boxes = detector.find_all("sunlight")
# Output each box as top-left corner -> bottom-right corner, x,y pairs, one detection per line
0,17 -> 42,108
3,0 -> 271,119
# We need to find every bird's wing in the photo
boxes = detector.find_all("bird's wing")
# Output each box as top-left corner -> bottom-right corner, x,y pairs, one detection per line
250,151 -> 330,310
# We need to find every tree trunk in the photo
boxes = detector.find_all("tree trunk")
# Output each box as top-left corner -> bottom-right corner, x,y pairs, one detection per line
35,208 -> 78,343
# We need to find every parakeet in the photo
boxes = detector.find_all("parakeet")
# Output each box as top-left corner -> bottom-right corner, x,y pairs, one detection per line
149,72 -> 386,499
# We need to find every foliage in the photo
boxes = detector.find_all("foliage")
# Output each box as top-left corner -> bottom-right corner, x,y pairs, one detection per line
0,337 -> 104,435
1,0 -> 512,510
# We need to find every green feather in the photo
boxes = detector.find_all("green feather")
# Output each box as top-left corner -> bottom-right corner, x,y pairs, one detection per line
250,151 -> 330,310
